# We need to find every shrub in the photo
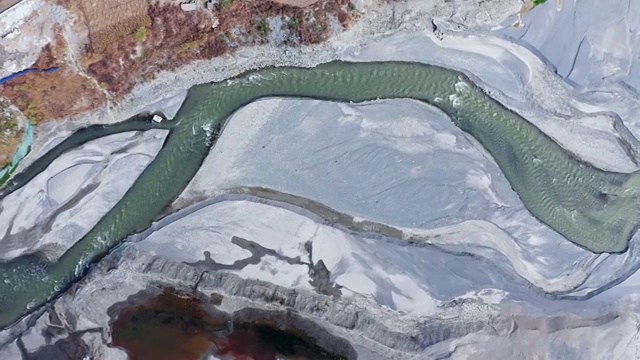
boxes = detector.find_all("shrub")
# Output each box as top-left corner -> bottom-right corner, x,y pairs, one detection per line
134,26 -> 147,41
256,19 -> 271,37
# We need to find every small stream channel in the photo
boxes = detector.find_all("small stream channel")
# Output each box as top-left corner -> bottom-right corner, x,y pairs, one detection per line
0,121 -> 33,186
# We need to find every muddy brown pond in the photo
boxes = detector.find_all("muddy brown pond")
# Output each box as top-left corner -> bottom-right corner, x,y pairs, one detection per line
110,289 -> 351,360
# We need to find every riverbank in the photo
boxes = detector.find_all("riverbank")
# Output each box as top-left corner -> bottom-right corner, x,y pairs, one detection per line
12,0 -> 524,171
3,0 -> 639,312
1,189 -> 634,359
0,98 -> 26,171
0,120 -> 32,186
14,0 -> 640,177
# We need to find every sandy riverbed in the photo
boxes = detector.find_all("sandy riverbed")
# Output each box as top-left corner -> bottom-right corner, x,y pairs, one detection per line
4,0 -> 640,358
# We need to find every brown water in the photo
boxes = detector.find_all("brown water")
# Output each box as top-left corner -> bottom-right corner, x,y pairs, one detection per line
111,290 -> 225,360
111,289 -> 347,360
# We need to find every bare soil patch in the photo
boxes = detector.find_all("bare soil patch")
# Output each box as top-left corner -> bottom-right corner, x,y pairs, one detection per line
0,34 -> 106,123
78,0 -> 151,51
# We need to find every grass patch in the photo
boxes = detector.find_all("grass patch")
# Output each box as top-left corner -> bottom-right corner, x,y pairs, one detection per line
14,84 -> 29,92
134,26 -> 147,41
178,40 -> 202,51
23,102 -> 40,124
220,0 -> 234,9
0,119 -> 17,134
175,38 -> 207,58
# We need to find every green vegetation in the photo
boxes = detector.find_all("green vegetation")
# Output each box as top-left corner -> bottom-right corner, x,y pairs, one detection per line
175,38 -> 207,57
512,0 -> 552,27
220,0 -> 234,9
134,26 -> 147,41
23,102 -> 39,124
14,84 -> 29,92
0,162 -> 18,186
15,98 -> 24,107
218,32 -> 230,42
141,72 -> 157,82
0,121 -> 31,187
178,40 -> 202,51
287,16 -> 301,31
0,98 -> 25,180
0,119 -> 17,134
256,19 -> 271,37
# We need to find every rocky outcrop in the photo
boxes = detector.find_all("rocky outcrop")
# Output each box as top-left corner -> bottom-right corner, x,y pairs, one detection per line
120,246 -> 511,353
193,267 -> 505,352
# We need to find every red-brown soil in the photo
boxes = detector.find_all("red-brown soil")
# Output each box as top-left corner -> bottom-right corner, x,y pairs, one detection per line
83,0 -> 356,97
272,0 -> 321,6
0,98 -> 22,168
1,0 -> 356,123
0,33 -> 106,123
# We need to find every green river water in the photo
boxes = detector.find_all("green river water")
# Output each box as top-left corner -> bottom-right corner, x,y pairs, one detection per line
0,61 -> 638,328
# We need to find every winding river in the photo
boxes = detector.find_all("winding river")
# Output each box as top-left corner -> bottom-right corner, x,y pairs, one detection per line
0,61 -> 638,329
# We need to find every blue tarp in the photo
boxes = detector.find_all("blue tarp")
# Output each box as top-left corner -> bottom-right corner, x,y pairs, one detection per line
0,67 -> 60,84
